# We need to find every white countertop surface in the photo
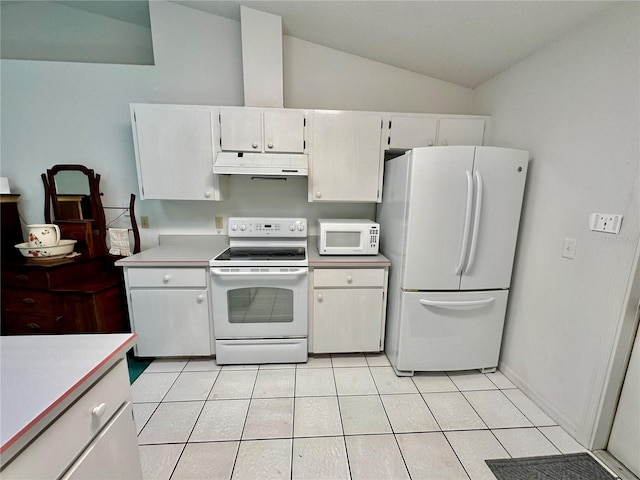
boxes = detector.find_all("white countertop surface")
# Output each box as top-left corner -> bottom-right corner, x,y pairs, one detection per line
115,235 -> 229,267
0,333 -> 136,463
114,234 -> 389,268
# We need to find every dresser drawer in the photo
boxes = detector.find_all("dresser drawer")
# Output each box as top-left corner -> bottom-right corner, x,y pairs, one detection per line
1,359 -> 130,479
126,267 -> 207,288
313,268 -> 385,288
2,288 -> 59,315
1,312 -> 64,334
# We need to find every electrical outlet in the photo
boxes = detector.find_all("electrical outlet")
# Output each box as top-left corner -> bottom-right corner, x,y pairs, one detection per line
562,238 -> 577,259
589,213 -> 623,234
140,216 -> 149,228
215,216 -> 223,230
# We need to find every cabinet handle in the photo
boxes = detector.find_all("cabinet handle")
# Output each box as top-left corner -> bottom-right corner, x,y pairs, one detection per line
92,403 -> 107,418
22,297 -> 36,305
27,323 -> 40,330
317,293 -> 323,302
56,316 -> 63,322
267,142 -> 274,149
346,275 -> 353,284
163,275 -> 171,283
428,141 -> 434,147
252,142 -> 258,149
16,274 -> 29,282
204,191 -> 211,198
197,294 -> 204,303
316,191 -> 322,199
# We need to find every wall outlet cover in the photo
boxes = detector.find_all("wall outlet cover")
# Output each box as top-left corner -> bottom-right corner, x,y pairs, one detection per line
589,214 -> 623,234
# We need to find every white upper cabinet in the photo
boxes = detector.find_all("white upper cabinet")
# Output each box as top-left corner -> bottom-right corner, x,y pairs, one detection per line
387,115 -> 438,150
131,104 -> 225,201
219,107 -> 305,153
386,115 -> 487,151
309,111 -> 385,203
437,118 -> 486,146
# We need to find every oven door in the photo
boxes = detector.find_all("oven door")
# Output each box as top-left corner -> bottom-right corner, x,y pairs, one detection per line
210,267 -> 308,339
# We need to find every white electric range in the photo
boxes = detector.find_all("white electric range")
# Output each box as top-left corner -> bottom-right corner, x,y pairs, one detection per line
209,217 -> 308,364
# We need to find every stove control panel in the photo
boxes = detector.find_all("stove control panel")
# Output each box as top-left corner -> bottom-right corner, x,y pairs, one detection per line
228,217 -> 307,237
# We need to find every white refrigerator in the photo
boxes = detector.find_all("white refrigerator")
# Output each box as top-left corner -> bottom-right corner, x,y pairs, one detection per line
377,146 -> 528,375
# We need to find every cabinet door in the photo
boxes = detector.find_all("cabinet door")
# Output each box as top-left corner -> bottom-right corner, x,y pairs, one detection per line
132,104 -> 222,200
130,289 -> 212,356
219,108 -> 263,152
310,111 -> 384,202
312,288 -> 384,353
388,116 -> 437,150
437,118 -> 485,146
263,110 -> 305,153
62,403 -> 143,480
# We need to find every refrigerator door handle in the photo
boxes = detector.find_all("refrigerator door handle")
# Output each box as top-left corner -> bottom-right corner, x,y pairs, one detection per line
464,170 -> 484,274
455,170 -> 474,275
419,297 -> 495,309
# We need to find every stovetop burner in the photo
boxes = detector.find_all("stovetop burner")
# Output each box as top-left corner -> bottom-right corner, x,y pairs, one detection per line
215,246 -> 306,262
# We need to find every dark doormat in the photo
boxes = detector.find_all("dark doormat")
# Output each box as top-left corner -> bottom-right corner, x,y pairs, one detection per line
486,453 -> 616,480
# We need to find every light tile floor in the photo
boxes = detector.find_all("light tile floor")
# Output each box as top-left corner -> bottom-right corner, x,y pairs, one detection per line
131,353 -> 613,480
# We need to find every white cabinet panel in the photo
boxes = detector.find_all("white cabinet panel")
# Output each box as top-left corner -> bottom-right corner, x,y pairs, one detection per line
310,111 -> 384,202
313,288 -> 384,354
437,118 -> 486,146
388,115 -> 438,150
131,104 -> 224,201
130,288 -> 212,357
220,107 -> 305,153
219,108 -> 263,152
263,109 -> 305,153
62,403 -> 142,480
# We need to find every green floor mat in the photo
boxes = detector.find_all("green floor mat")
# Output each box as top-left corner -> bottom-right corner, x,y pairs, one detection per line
126,353 -> 152,384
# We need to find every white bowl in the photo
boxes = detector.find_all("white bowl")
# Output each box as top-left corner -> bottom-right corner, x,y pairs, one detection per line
15,239 -> 77,259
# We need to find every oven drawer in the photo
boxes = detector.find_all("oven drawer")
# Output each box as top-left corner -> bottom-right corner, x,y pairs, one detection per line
126,268 -> 207,288
313,268 -> 385,288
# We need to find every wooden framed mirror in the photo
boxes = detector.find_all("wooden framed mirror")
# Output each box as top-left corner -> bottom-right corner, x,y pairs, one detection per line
42,165 -> 107,256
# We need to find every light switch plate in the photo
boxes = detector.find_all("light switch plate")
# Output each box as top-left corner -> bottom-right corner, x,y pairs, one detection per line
562,238 -> 577,259
589,213 -> 623,234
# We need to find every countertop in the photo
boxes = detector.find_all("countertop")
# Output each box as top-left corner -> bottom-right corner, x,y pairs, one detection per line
0,333 -> 137,464
114,234 -> 389,268
307,236 -> 390,267
115,235 -> 229,267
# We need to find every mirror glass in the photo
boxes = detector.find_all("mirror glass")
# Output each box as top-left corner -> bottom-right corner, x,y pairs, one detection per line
52,170 -> 94,221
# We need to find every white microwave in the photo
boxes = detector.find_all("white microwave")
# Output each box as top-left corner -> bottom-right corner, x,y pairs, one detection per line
318,219 -> 380,256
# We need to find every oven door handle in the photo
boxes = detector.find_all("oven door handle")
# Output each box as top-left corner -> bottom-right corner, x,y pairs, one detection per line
210,268 -> 309,277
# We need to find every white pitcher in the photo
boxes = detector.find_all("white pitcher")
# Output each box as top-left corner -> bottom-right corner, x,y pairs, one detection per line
27,224 -> 61,248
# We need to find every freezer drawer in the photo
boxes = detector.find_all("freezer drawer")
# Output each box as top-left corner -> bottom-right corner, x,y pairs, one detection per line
394,290 -> 509,374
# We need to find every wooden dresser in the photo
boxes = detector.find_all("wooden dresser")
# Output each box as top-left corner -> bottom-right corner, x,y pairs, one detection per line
1,256 -> 129,335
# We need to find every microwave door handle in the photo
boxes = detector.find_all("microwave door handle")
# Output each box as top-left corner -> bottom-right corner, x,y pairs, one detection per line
455,170 -> 474,275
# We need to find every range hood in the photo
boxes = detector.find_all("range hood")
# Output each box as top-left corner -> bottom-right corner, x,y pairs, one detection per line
213,151 -> 308,176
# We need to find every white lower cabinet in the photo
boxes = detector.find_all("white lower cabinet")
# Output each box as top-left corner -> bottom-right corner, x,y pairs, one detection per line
62,402 -> 141,480
311,267 -> 388,353
1,359 -> 142,480
124,267 -> 213,357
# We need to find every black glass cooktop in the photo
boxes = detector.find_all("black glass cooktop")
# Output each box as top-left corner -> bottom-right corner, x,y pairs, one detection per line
215,247 -> 306,262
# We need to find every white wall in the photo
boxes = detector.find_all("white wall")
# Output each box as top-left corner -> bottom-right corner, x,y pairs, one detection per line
1,1 -> 473,249
473,3 -> 640,446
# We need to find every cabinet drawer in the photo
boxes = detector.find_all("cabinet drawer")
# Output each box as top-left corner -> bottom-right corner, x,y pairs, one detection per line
1,359 -> 130,479
126,267 -> 207,287
313,268 -> 385,288
2,288 -> 59,315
